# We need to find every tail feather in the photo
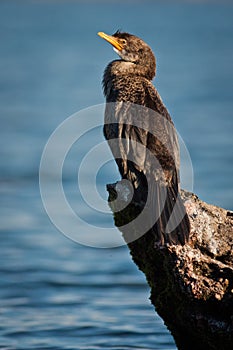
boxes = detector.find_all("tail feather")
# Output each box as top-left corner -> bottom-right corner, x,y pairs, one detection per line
148,181 -> 190,246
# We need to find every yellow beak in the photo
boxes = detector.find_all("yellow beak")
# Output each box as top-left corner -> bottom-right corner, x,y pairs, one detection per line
98,32 -> 123,51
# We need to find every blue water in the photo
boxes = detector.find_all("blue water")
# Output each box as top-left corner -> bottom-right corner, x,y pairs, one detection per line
0,1 -> 233,349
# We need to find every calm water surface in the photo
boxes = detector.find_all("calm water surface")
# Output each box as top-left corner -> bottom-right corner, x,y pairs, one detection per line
0,1 -> 233,349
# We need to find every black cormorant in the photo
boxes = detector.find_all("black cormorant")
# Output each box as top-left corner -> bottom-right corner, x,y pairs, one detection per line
98,31 -> 190,246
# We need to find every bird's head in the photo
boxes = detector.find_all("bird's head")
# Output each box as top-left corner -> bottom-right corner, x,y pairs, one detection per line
98,31 -> 156,80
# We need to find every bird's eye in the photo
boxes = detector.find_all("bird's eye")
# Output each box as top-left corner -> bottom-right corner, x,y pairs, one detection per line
121,39 -> 127,45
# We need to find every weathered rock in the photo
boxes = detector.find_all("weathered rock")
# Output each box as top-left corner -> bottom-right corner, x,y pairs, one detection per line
107,181 -> 233,350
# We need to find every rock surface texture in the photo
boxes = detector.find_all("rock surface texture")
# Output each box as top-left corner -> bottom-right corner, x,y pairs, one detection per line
107,181 -> 233,350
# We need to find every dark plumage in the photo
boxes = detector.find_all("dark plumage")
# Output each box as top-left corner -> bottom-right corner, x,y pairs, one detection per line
98,31 -> 190,246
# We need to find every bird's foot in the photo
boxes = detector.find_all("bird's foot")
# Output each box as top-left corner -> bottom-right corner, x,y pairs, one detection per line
154,240 -> 169,250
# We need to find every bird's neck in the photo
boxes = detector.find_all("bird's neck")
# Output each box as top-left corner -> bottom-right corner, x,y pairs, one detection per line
104,59 -> 156,82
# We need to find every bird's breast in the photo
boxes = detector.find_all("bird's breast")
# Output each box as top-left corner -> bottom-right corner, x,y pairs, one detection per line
105,76 -> 147,106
